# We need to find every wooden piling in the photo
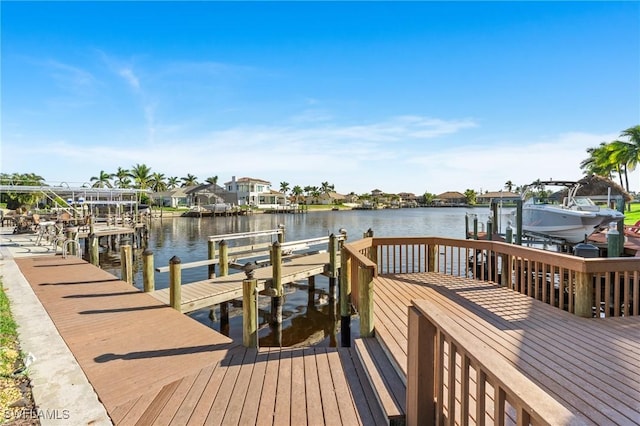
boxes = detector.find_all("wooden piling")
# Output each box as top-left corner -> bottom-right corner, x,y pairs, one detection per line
218,240 -> 230,334
66,227 -> 78,256
473,215 -> 479,240
208,240 -> 216,279
169,256 -> 182,312
506,224 -> 513,244
89,233 -> 99,266
271,241 -> 283,328
308,276 -> 316,308
142,249 -> 155,292
219,240 -> 228,277
120,244 -> 133,285
607,228 -> 621,257
243,265 -> 258,348
340,244 -> 352,347
465,214 -> 470,239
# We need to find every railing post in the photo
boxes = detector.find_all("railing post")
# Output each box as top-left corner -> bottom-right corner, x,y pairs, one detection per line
208,239 -> 216,278
500,253 -> 510,287
428,244 -> 437,272
219,240 -> 228,277
243,264 -> 258,348
169,256 -> 182,312
407,306 -> 436,425
487,217 -> 493,241
278,224 -> 285,244
120,244 -> 133,285
574,271 -> 593,318
142,249 -> 155,292
359,265 -> 374,338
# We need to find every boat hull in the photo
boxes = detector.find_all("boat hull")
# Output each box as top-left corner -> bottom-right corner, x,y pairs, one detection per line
522,205 -> 605,243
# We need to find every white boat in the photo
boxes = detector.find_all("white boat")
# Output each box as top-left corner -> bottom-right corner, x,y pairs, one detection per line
521,181 -> 624,243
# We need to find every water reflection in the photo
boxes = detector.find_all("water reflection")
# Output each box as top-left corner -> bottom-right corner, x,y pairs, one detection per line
98,208 -> 504,347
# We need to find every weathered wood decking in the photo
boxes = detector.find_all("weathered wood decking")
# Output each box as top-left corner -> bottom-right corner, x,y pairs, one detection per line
149,252 -> 330,312
14,255 -> 386,425
372,272 -> 640,425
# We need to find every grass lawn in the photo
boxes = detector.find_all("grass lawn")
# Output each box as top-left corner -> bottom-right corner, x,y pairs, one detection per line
624,203 -> 640,226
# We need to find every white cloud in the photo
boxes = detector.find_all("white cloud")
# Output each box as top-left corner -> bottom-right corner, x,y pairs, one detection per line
47,60 -> 96,91
118,67 -> 140,91
4,115 -> 631,196
406,131 -> 626,193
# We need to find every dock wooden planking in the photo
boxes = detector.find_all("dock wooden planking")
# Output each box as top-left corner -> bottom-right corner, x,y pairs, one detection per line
371,272 -> 640,425
150,251 -> 330,312
14,255 -> 386,425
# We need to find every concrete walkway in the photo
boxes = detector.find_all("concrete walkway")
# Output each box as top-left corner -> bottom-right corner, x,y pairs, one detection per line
0,227 -> 112,425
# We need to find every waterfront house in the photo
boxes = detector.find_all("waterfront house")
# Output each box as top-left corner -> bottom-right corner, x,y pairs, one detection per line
307,191 -> 347,206
225,176 -> 280,207
435,191 -> 466,206
149,188 -> 190,208
476,190 -> 520,205
184,184 -> 238,207
397,192 -> 419,207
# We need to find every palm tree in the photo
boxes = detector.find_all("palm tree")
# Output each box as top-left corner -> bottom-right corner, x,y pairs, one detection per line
580,142 -> 615,179
205,176 -> 219,189
90,170 -> 113,188
149,172 -> 167,192
320,181 -> 334,196
181,174 -> 199,187
279,182 -> 290,195
310,187 -> 321,204
607,141 -> 631,190
464,189 -> 477,205
504,180 -> 514,192
130,164 -> 152,189
609,125 -> 640,192
167,177 -> 180,189
422,191 -> 436,206
303,185 -> 313,198
130,163 -> 153,203
113,167 -> 131,188
292,185 -> 303,204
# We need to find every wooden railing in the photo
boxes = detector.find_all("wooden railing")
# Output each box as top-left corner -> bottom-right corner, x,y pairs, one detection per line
341,235 -> 624,425
407,298 -> 581,426
342,236 -> 640,320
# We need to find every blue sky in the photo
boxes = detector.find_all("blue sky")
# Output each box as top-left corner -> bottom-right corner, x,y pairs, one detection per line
2,1 -> 639,195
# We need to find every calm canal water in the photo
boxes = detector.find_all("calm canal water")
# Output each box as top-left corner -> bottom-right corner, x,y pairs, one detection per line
103,207 -> 506,346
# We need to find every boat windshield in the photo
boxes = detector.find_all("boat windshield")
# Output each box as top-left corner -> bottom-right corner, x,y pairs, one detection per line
573,197 -> 596,207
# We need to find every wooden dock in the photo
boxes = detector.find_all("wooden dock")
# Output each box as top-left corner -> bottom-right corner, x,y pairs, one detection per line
370,272 -> 640,425
13,255 -> 386,425
149,252 -> 330,313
